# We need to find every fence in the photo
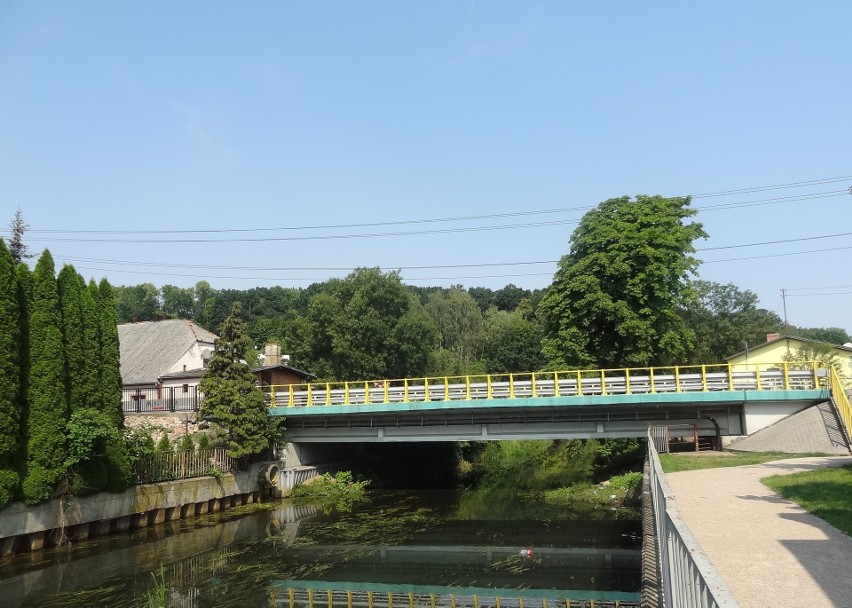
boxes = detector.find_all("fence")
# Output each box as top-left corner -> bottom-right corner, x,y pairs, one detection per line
122,386 -> 201,413
828,367 -> 852,445
269,362 -> 823,408
133,447 -> 237,484
647,429 -> 739,607
276,587 -> 638,608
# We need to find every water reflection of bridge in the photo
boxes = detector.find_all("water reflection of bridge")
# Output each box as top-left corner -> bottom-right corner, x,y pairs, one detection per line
273,582 -> 639,608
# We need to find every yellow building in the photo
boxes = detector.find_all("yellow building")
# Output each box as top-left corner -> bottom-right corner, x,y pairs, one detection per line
727,333 -> 852,385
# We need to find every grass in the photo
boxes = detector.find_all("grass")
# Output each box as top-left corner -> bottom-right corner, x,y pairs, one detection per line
762,464 -> 852,536
659,450 -> 830,473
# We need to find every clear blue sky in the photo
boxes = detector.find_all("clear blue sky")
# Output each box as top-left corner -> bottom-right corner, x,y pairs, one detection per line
2,2 -> 851,333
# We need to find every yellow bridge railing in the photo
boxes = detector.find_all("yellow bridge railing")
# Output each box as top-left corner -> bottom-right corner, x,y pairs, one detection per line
829,366 -> 852,442
267,362 -> 827,408
278,586 -> 636,608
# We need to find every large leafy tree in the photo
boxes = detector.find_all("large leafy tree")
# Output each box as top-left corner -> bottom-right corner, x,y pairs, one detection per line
482,301 -> 545,373
199,303 -> 270,459
300,268 -> 436,380
424,288 -> 486,374
23,250 -> 69,503
0,241 -> 22,507
539,195 -> 707,368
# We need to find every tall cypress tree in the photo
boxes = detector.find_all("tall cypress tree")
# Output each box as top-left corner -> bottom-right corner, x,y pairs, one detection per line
0,241 -> 21,508
59,266 -> 110,494
97,279 -> 124,429
15,263 -> 32,495
57,266 -> 91,412
97,279 -> 130,490
23,250 -> 69,504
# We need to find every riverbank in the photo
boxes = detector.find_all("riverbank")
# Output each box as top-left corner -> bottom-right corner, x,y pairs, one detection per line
0,462 -> 271,555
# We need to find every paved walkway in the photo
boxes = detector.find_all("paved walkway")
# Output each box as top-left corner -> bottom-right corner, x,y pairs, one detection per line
667,457 -> 852,608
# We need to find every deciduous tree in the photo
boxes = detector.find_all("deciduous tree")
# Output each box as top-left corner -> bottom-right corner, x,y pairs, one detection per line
539,195 -> 707,368
682,280 -> 783,363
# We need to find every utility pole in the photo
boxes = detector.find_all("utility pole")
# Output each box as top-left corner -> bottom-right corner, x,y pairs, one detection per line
781,288 -> 788,332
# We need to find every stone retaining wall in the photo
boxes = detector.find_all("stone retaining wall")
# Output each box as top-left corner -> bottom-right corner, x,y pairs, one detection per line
0,462 -> 270,556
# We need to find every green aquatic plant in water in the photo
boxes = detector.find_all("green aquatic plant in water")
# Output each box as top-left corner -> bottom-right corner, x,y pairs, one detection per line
291,471 -> 369,512
144,563 -> 168,608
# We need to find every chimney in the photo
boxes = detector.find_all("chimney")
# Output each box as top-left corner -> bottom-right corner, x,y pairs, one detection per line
766,332 -> 781,343
264,343 -> 281,366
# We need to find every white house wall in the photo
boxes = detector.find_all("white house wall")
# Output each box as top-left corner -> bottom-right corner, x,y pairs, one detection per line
166,341 -> 213,377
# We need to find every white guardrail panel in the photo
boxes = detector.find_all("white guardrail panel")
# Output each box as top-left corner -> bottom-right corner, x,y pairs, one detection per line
647,430 -> 739,608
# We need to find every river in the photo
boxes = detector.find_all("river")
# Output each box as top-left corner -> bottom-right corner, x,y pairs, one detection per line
0,490 -> 641,607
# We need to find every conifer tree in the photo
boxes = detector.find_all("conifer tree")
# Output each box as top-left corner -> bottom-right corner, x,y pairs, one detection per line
58,266 -> 93,412
8,208 -> 33,264
0,241 -> 22,508
199,303 -> 271,460
23,250 -> 69,503
95,279 -> 124,426
98,279 -> 130,490
15,263 -> 32,490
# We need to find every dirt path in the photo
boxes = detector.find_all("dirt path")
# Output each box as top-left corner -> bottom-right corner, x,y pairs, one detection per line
666,457 -> 852,608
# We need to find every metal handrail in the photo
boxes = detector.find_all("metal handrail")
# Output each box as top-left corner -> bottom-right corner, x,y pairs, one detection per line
277,586 -> 638,608
269,362 -> 823,408
828,366 -> 852,443
647,430 -> 739,607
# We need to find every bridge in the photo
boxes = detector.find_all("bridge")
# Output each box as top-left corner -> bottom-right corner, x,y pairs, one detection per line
268,363 -> 851,447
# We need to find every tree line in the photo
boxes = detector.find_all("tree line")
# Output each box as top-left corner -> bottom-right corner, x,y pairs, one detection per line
111,195 -> 849,382
0,243 -> 129,510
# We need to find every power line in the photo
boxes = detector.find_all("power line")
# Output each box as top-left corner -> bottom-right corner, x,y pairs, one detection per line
701,244 -> 852,264
785,290 -> 852,297
15,188 -> 849,244
13,175 -> 852,241
50,228 -> 852,273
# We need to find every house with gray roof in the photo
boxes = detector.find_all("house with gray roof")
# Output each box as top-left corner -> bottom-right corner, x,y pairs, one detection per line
118,319 -> 218,390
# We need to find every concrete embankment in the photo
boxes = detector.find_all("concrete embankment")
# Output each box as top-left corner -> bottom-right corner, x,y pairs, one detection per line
0,462 -> 272,555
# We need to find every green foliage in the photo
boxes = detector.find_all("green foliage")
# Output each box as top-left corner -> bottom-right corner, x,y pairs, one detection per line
64,408 -> 116,469
23,250 -> 69,504
482,305 -> 545,373
177,433 -> 195,451
114,282 -> 160,322
125,426 -> 157,475
658,450 -> 829,473
539,195 -> 707,368
763,464 -> 852,536
0,240 -> 22,507
681,280 -> 782,363
58,266 -> 95,413
298,268 -> 436,380
475,440 -> 598,491
608,471 -> 643,490
97,279 -> 124,428
156,434 -> 172,453
145,563 -> 169,608
199,303 -> 270,459
196,433 -> 210,450
791,326 -> 850,345
291,470 -> 369,510
783,342 -> 846,379
425,288 -> 486,374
